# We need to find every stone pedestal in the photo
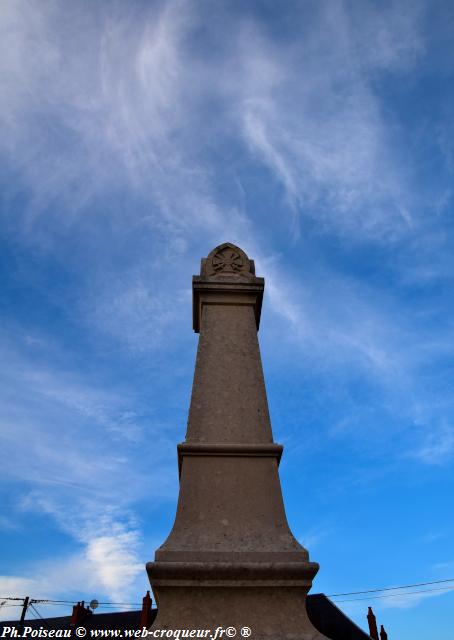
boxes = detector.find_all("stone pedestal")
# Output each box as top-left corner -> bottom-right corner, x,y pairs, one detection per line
147,243 -> 330,639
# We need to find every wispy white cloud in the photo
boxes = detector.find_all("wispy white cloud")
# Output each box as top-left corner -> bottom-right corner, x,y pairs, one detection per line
379,586 -> 454,610
338,585 -> 452,617
0,2 -> 451,463
411,423 -> 454,465
235,2 -> 424,237
0,521 -> 145,618
0,0 -> 441,372
0,4 -> 453,627
299,524 -> 334,552
0,333 -> 176,606
431,559 -> 454,573
347,1 -> 424,71
255,245 -> 454,470
0,0 -> 428,242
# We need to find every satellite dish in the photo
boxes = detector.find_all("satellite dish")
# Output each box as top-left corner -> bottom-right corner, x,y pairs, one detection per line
90,599 -> 99,610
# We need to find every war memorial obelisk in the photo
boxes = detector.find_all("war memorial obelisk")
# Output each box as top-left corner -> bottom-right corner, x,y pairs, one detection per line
147,243 -> 330,639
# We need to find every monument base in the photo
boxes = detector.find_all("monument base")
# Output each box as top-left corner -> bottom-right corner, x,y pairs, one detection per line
147,562 -> 330,640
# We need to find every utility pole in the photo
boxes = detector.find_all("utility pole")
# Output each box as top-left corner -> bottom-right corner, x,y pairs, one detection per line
19,597 -> 29,630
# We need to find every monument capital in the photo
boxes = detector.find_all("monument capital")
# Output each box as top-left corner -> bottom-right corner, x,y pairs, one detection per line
193,242 -> 264,332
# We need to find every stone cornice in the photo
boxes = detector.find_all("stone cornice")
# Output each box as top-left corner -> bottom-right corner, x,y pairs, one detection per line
192,277 -> 264,332
177,442 -> 283,478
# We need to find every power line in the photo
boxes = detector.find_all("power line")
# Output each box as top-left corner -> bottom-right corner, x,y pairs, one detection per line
2,576 -> 453,611
333,585 -> 454,603
96,604 -> 142,608
327,577 -> 454,597
0,597 -> 26,601
0,597 -> 141,606
28,599 -> 141,606
28,603 -> 55,630
25,606 -> 43,624
94,602 -> 142,606
32,600 -> 81,605
37,603 -> 74,608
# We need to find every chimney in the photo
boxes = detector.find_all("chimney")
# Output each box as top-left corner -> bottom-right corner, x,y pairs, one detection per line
380,624 -> 388,640
367,607 -> 379,640
139,591 -> 153,629
70,601 -> 92,627
147,243 -> 330,639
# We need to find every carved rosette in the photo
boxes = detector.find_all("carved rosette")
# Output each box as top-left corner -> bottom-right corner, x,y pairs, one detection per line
202,243 -> 255,278
212,246 -> 243,273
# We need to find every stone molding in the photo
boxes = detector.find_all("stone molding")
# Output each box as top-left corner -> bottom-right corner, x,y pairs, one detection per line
177,442 -> 283,478
192,279 -> 264,332
147,561 -> 320,587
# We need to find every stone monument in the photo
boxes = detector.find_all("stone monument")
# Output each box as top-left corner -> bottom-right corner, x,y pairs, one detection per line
147,243 -> 330,639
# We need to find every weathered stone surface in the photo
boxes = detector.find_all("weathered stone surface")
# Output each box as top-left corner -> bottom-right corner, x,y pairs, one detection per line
147,243 -> 330,639
187,304 -> 272,444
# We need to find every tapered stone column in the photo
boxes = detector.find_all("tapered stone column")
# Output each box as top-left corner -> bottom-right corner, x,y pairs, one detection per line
147,243 -> 330,639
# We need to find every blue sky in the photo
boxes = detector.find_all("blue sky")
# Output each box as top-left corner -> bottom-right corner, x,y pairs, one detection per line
1,1 -> 454,638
